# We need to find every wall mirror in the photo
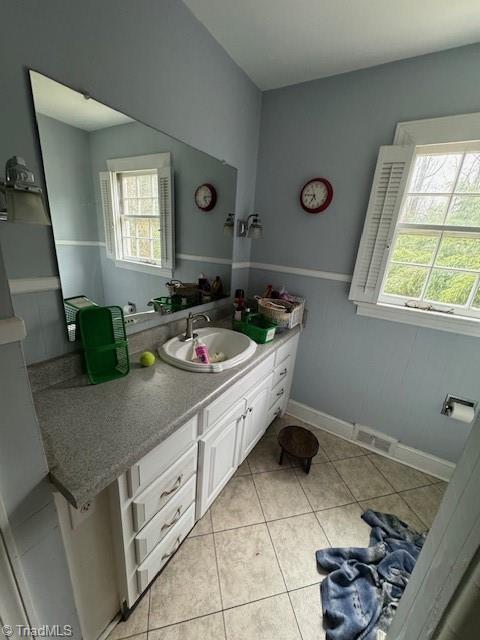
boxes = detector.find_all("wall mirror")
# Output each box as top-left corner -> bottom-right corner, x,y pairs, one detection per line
29,71 -> 236,340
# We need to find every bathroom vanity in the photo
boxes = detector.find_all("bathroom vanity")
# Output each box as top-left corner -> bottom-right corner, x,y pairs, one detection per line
33,324 -> 300,631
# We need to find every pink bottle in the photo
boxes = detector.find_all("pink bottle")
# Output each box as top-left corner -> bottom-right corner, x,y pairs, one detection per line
194,338 -> 210,364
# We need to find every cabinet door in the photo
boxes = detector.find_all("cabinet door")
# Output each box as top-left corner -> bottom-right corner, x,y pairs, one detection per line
242,374 -> 273,460
197,399 -> 246,518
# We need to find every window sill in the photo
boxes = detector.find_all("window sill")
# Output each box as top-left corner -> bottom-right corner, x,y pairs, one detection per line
355,301 -> 480,338
114,259 -> 173,278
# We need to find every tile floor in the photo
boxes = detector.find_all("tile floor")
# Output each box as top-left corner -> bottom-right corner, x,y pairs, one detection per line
109,415 -> 448,640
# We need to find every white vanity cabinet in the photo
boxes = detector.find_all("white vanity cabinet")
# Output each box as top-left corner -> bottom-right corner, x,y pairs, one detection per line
197,399 -> 246,514
110,331 -> 299,615
196,332 -> 299,518
241,374 -> 273,458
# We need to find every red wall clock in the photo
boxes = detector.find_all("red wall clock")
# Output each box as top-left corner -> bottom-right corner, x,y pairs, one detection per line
300,178 -> 333,213
195,183 -> 217,211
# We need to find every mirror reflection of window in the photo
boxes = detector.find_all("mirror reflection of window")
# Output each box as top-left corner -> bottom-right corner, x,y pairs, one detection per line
101,153 -> 174,276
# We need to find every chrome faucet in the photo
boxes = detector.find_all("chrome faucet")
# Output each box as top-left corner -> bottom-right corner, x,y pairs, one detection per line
181,312 -> 211,342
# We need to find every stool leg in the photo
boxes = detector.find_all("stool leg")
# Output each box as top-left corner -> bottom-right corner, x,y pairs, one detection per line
305,457 -> 312,474
279,448 -> 285,466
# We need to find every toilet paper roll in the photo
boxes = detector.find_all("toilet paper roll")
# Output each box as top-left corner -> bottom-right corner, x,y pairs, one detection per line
123,303 -> 135,315
449,402 -> 475,424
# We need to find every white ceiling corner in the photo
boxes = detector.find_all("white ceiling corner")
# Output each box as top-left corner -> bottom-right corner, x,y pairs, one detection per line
30,71 -> 133,131
183,0 -> 480,90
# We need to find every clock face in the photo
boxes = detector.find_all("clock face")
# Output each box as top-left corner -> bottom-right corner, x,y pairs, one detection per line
300,178 -> 333,213
195,183 -> 217,211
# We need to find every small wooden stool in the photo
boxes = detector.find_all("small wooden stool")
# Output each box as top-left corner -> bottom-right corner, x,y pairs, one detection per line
278,425 -> 319,474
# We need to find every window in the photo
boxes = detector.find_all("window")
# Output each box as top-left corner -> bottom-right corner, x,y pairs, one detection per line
117,170 -> 162,265
350,112 -> 480,336
379,144 -> 480,318
99,153 -> 174,276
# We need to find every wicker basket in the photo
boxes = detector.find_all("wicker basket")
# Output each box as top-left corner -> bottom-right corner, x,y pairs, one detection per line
255,295 -> 305,329
166,280 -> 200,299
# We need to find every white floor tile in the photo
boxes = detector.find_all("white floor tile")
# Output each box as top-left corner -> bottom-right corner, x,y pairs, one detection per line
214,523 -> 285,609
224,593 -> 301,640
268,513 -> 329,590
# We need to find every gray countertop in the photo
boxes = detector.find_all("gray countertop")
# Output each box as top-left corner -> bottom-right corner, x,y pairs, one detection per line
34,325 -> 301,508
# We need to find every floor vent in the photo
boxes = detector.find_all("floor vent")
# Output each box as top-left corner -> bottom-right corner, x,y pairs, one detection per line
353,424 -> 398,454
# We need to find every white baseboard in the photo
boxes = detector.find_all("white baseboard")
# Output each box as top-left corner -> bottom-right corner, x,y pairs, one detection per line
288,399 -> 355,440
0,316 -> 26,345
287,399 -> 455,482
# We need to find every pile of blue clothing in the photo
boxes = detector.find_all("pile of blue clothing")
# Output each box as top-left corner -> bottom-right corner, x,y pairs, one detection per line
316,510 -> 426,640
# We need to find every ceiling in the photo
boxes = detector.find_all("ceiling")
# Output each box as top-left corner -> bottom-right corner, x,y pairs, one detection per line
30,71 -> 133,131
183,0 -> 480,90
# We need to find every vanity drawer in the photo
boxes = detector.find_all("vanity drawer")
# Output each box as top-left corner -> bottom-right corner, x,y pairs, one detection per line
132,444 -> 197,531
270,382 -> 287,409
136,503 -> 195,593
272,355 -> 291,389
127,416 -> 198,497
134,475 -> 196,563
201,353 -> 275,434
274,334 -> 299,367
266,401 -> 283,426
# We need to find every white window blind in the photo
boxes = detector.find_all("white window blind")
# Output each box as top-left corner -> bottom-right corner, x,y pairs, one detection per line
349,145 -> 415,303
158,166 -> 174,271
99,171 -> 116,259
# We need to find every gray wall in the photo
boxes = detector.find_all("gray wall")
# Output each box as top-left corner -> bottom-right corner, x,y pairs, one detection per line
251,43 -> 480,462
0,0 -> 260,629
37,115 -> 99,243
0,0 -> 260,364
36,114 -> 106,305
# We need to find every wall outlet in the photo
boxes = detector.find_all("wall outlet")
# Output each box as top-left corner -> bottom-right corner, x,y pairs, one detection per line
68,499 -> 96,530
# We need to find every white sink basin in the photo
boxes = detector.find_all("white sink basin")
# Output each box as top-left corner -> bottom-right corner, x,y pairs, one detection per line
158,327 -> 257,373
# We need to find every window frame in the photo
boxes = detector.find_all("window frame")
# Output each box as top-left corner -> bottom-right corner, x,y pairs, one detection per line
115,168 -> 163,268
104,153 -> 174,278
377,143 -> 480,319
353,112 -> 480,337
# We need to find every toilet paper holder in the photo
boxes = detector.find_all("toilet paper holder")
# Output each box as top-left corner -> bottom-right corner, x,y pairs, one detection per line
441,394 -> 476,417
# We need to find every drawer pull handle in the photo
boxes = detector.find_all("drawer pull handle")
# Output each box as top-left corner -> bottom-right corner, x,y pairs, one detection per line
161,536 -> 181,561
161,507 -> 182,532
276,389 -> 285,397
160,475 -> 183,500
279,368 -> 288,377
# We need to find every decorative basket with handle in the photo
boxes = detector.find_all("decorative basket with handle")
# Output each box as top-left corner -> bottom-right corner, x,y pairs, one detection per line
255,295 -> 305,329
